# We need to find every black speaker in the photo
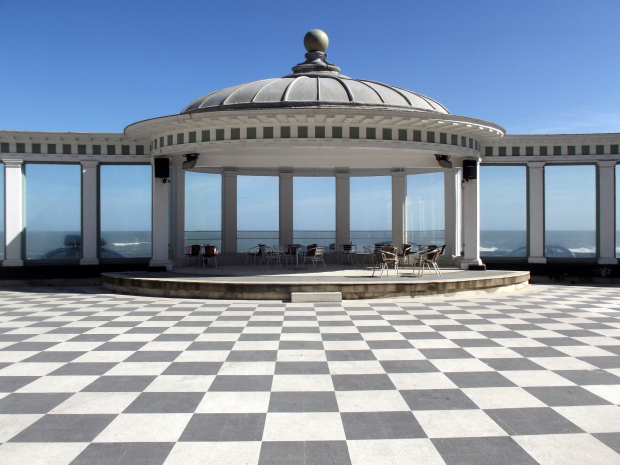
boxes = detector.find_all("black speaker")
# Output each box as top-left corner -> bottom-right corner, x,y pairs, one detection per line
154,158 -> 169,179
463,159 -> 477,181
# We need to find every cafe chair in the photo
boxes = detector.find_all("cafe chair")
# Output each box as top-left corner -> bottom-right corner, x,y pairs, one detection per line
304,246 -> 326,269
185,244 -> 201,266
372,248 -> 398,277
201,245 -> 218,268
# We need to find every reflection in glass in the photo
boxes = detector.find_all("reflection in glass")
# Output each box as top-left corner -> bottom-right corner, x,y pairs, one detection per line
25,164 -> 81,260
350,176 -> 391,248
293,177 -> 335,248
185,172 -> 222,249
480,166 -> 527,257
100,165 -> 152,258
237,176 -> 279,252
545,165 -> 596,258
407,173 -> 444,247
0,164 -> 3,260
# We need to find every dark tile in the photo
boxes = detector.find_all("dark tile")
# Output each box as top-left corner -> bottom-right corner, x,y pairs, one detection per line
274,362 -> 330,375
577,356 -> 620,369
268,392 -> 338,412
341,412 -> 426,439
82,375 -> 156,392
451,339 -> 501,348
0,375 -> 39,392
94,342 -> 147,351
239,334 -> 280,341
486,407 -> 584,435
23,351 -> 86,363
400,389 -> 478,410
10,414 -> 116,442
124,392 -> 204,413
247,321 -> 282,327
102,321 -> 142,327
278,341 -> 324,350
258,441 -> 352,465
179,413 -> 265,441
0,334 -> 34,342
350,315 -> 384,320
357,326 -> 397,333
2,342 -> 58,351
553,369 -> 620,385
126,327 -> 169,334
125,351 -> 181,363
49,362 -> 116,376
174,321 -> 212,328
525,386 -> 611,406
0,392 -> 72,413
162,362 -> 222,376
482,358 -> 546,371
318,321 -> 355,327
321,333 -> 363,341
402,332 -> 446,340
367,340 -> 413,349
433,325 -> 471,332
46,327 -> 91,334
332,374 -> 396,391
208,375 -> 273,391
555,329 -> 600,337
203,326 -> 243,333
446,372 -> 516,388
217,315 -> 251,321
534,337 -> 586,346
187,341 -> 235,350
282,327 -> 320,333
149,315 -> 184,321
226,350 -> 278,362
593,433 -> 620,454
154,333 -> 198,342
432,437 -> 538,465
479,331 -> 525,339
601,346 -> 620,356
326,350 -> 375,361
380,360 -> 439,373
71,442 -> 175,465
511,347 -> 566,358
68,334 -> 117,342
419,348 -> 474,359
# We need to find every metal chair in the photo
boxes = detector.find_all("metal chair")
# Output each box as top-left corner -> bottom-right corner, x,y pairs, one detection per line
372,248 -> 398,277
398,244 -> 412,265
304,246 -> 326,269
201,245 -> 218,268
185,244 -> 201,265
245,244 -> 264,265
413,248 -> 442,277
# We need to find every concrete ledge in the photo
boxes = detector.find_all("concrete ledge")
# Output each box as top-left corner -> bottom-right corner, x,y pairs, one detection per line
291,292 -> 342,303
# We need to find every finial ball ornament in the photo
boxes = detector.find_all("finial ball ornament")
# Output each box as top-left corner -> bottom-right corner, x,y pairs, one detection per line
304,29 -> 329,52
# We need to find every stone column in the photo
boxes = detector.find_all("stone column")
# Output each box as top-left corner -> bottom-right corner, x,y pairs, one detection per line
527,162 -> 546,263
597,161 -> 617,265
150,167 -> 172,270
221,170 -> 237,253
279,171 -> 294,245
444,168 -> 462,261
80,160 -> 99,265
391,171 -> 406,248
171,167 -> 186,265
461,160 -> 482,269
3,159 -> 24,266
335,171 -> 350,247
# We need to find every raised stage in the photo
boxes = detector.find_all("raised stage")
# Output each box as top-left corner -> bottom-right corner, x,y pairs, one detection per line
101,264 -> 530,300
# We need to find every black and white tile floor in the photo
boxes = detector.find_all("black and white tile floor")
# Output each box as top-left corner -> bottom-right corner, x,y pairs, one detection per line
0,285 -> 619,464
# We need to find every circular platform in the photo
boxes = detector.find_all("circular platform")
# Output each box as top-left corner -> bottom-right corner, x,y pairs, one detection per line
101,265 -> 530,300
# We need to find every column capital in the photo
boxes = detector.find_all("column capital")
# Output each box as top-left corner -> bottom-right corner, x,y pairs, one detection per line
527,162 -> 546,169
335,171 -> 349,179
80,160 -> 99,168
223,169 -> 237,177
3,159 -> 23,168
390,169 -> 406,178
597,161 -> 617,168
279,170 -> 293,178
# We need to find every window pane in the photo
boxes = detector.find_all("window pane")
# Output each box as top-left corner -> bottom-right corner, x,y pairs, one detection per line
237,176 -> 278,252
293,177 -> 335,247
185,172 -> 222,249
350,176 -> 391,248
100,165 -> 152,258
0,164 -> 4,260
25,164 -> 81,260
545,165 -> 596,258
480,166 -> 526,256
406,173 -> 444,247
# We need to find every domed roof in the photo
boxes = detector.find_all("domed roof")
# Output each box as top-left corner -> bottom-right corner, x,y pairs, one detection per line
181,31 -> 450,116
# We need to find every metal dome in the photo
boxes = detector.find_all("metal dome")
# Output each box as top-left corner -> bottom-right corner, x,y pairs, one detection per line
181,31 -> 450,115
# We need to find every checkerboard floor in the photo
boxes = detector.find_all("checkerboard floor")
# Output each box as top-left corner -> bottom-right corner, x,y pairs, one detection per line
0,285 -> 619,464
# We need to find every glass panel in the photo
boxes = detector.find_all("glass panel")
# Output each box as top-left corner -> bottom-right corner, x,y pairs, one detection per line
185,172 -> 222,250
293,177 -> 335,248
480,166 -> 526,257
0,164 -> 4,260
616,165 -> 620,258
237,176 -> 279,252
25,164 -> 81,260
350,176 -> 391,248
545,165 -> 596,258
100,165 -> 152,258
406,173 -> 444,248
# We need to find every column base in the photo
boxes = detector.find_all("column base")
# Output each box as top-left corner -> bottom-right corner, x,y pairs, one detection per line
528,256 -> 547,264
598,258 -> 618,265
149,260 -> 172,271
80,258 -> 99,266
460,258 -> 483,270
2,259 -> 24,267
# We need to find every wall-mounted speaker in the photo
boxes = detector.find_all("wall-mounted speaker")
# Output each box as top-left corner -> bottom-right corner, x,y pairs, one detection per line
462,159 -> 477,181
154,158 -> 170,179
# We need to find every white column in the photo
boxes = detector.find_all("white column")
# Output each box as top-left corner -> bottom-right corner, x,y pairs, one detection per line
80,160 -> 99,265
171,167 -> 186,265
3,159 -> 24,266
221,170 -> 237,253
391,171 -> 406,247
279,172 -> 293,245
597,161 -> 617,265
461,160 -> 482,269
335,172 -> 350,247
527,162 -> 546,263
150,167 -> 172,270
444,168 -> 462,261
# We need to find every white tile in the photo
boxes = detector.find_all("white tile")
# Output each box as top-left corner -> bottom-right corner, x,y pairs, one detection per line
95,413 -> 192,442
389,372 -> 458,390
464,347 -> 522,359
45,342 -> 102,352
196,391 -> 270,413
232,341 -> 279,351
583,385 -> 620,405
262,412 -> 346,441
530,357 -> 597,371
276,350 -> 327,362
500,370 -> 576,387
496,338 -> 546,348
50,392 -> 140,414
279,333 -> 322,341
175,350 -> 229,362
323,341 -> 370,351
144,375 -> 215,392
71,351 -> 132,363
371,349 -> 424,361
0,351 -> 38,363
554,345 -> 618,357
515,433 -> 620,465
328,361 -> 385,375
347,438 -> 447,465
271,374 -> 334,392
218,362 -> 275,376
139,341 -> 193,351
430,358 -> 494,372
105,362 -> 171,376
17,375 -> 98,393
0,414 -> 43,442
0,442 -> 88,465
407,339 -> 459,349
336,390 -> 410,412
415,410 -> 508,438
164,441 -> 261,465
553,405 -> 620,433
462,387 -> 547,409
0,362 -> 64,376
